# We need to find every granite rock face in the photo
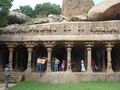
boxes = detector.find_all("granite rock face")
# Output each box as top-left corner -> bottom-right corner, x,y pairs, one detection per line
88,0 -> 120,21
62,0 -> 94,17
8,11 -> 30,24
26,14 -> 69,25
70,15 -> 88,21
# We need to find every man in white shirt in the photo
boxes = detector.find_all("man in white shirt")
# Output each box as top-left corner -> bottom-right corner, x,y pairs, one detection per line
54,58 -> 60,72
36,57 -> 42,72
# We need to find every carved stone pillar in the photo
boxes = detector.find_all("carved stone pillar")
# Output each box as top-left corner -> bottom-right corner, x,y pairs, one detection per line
47,47 -> 52,72
86,43 -> 93,73
8,47 -> 14,70
7,43 -> 15,71
106,44 -> 113,73
67,47 -> 72,71
65,42 -> 73,71
102,49 -> 106,72
27,47 -> 33,72
44,42 -> 55,72
25,42 -> 36,72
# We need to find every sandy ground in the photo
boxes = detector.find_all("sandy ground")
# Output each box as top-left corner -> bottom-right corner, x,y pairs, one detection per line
0,83 -> 15,90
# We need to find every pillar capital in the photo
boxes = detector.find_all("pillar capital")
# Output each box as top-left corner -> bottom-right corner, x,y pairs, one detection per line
106,47 -> 112,51
8,47 -> 14,52
24,42 -> 36,48
85,42 -> 94,47
6,42 -> 16,48
105,42 -> 114,48
27,48 -> 33,52
44,41 -> 55,48
67,47 -> 72,52
47,47 -> 52,52
87,47 -> 92,51
65,41 -> 74,48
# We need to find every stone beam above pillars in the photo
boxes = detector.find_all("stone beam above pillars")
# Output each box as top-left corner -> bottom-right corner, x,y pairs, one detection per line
85,42 -> 94,73
105,42 -> 114,73
65,41 -> 74,71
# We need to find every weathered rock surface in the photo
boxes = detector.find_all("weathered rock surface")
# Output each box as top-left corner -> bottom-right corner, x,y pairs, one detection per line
62,0 -> 94,17
88,0 -> 120,21
70,15 -> 88,21
48,14 -> 68,22
26,18 -> 50,25
26,14 -> 69,25
8,11 -> 30,24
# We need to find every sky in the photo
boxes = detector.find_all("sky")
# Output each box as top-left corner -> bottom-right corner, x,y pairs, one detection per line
11,0 -> 104,10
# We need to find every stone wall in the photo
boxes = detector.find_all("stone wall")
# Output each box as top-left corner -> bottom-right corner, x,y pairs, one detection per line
62,0 -> 94,17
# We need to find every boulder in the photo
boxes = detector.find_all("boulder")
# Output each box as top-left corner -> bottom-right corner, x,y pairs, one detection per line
8,11 -> 30,24
88,0 -> 120,21
32,18 -> 50,24
70,15 -> 88,21
48,14 -> 69,22
62,0 -> 94,17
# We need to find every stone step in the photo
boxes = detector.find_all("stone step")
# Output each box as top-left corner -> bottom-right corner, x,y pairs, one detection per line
9,72 -> 23,83
39,71 -> 79,83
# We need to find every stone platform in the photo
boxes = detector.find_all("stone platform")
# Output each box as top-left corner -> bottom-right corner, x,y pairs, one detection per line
25,71 -> 120,83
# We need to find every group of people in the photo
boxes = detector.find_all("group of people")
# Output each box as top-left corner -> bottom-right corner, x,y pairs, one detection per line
36,56 -> 98,72
36,57 -> 47,72
51,58 -> 66,72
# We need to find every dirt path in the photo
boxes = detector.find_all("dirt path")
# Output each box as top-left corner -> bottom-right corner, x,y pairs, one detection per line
0,83 -> 15,90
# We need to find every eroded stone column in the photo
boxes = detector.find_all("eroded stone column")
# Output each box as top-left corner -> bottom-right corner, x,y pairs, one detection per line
27,47 -> 33,72
65,42 -> 73,71
67,47 -> 72,71
47,47 -> 52,72
25,42 -> 36,72
8,47 -> 14,70
86,44 -> 93,73
7,43 -> 15,71
44,41 -> 55,72
106,44 -> 113,73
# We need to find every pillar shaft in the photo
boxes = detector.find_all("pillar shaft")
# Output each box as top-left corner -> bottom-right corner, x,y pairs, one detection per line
67,47 -> 72,71
47,48 -> 52,72
8,47 -> 14,70
106,47 -> 113,73
86,47 -> 93,72
27,48 -> 33,72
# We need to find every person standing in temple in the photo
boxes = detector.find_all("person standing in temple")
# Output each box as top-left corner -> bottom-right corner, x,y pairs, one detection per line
41,57 -> 47,72
92,59 -> 98,72
51,58 -> 55,72
81,60 -> 86,72
36,57 -> 42,72
4,64 -> 10,88
61,60 -> 65,71
54,58 -> 60,72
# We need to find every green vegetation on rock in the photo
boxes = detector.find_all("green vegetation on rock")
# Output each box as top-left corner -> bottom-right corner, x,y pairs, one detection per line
0,0 -> 13,27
